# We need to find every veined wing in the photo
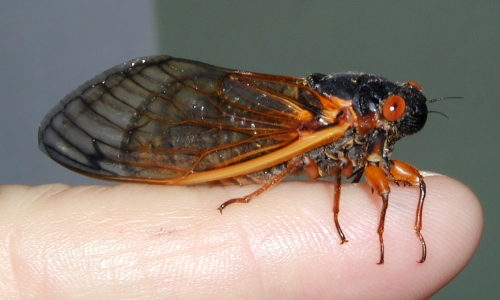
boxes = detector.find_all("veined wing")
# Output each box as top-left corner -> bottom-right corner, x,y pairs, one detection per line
39,56 -> 344,184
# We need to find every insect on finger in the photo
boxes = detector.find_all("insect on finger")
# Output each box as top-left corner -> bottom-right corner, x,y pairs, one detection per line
39,55 -> 437,264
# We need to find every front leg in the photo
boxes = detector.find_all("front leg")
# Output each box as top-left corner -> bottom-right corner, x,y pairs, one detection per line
389,160 -> 427,263
364,160 -> 427,264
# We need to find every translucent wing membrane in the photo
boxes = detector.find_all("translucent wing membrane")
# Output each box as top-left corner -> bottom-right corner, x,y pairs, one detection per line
39,56 -> 321,183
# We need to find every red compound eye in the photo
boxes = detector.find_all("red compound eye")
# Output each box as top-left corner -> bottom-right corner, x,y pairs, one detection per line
383,95 -> 406,121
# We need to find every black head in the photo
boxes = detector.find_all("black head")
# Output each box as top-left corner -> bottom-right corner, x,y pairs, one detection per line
389,82 -> 428,137
308,73 -> 428,138
348,75 -> 428,138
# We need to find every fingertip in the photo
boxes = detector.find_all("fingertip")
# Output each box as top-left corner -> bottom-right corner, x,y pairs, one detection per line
240,177 -> 482,298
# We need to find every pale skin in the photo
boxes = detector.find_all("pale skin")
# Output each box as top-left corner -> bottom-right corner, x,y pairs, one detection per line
0,174 -> 482,299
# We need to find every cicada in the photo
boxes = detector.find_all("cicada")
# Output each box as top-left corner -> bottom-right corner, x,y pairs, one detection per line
39,56 -> 431,264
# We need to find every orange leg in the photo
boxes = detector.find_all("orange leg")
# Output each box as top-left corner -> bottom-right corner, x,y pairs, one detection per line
217,157 -> 306,212
333,169 -> 348,244
365,161 -> 427,264
390,160 -> 427,263
365,164 -> 391,264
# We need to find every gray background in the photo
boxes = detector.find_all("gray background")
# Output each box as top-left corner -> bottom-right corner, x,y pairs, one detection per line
1,1 -> 498,298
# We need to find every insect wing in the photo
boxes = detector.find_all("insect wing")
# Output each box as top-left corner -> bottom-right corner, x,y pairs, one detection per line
39,56 -> 333,184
